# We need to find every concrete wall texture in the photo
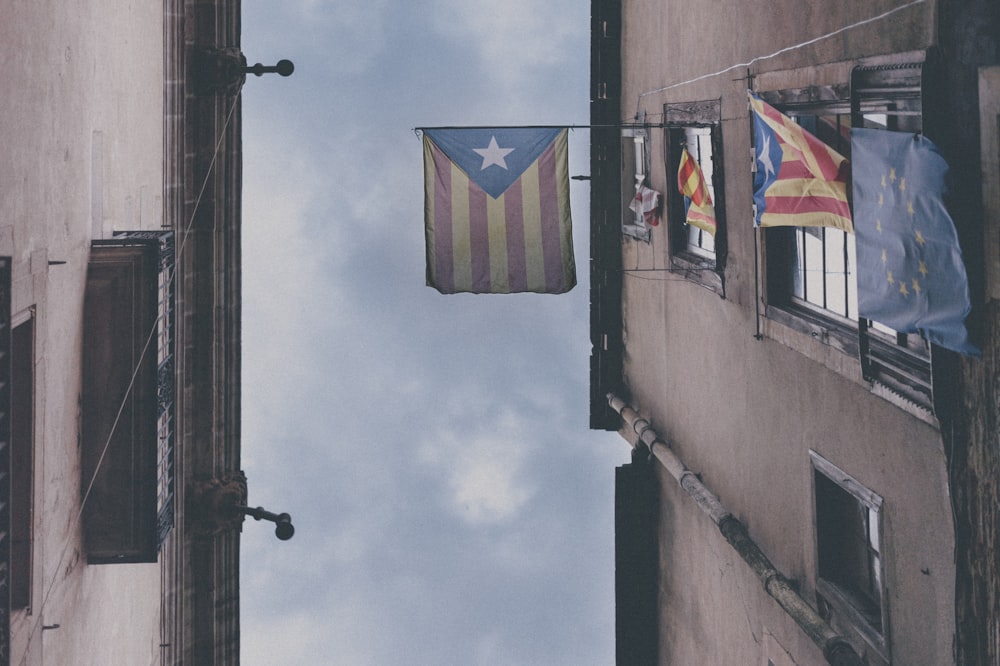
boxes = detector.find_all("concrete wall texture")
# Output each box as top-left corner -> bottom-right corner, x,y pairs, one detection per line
1,1 -> 165,663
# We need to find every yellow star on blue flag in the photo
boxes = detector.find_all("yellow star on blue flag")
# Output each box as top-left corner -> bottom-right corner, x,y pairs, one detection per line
851,128 -> 978,356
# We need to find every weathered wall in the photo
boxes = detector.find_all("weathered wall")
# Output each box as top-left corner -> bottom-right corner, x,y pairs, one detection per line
0,0 -> 164,662
942,1 -> 1000,660
615,0 -> 961,664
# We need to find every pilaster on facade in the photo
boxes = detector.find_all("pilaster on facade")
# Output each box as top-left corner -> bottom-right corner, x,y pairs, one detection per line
160,0 -> 244,663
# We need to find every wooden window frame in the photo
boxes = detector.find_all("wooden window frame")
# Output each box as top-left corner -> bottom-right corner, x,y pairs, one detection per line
11,313 -> 34,609
759,63 -> 933,413
621,127 -> 652,242
810,451 -> 889,662
82,232 -> 174,563
664,99 -> 726,296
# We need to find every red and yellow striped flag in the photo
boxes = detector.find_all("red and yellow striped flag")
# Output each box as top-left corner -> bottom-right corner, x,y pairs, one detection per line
677,147 -> 717,236
750,93 -> 852,231
423,128 -> 576,294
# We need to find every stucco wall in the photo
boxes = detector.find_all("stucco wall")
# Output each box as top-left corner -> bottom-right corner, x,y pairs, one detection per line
0,0 -> 164,663
615,0 -> 955,663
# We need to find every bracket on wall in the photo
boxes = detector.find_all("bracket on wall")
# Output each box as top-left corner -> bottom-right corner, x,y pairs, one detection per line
189,472 -> 248,538
189,472 -> 295,541
192,47 -> 294,96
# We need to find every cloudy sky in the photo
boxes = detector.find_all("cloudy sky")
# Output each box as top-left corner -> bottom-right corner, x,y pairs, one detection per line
237,2 -> 629,664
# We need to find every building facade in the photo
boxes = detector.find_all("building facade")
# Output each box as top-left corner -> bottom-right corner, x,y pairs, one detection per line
591,0 -> 999,664
1,0 -> 250,663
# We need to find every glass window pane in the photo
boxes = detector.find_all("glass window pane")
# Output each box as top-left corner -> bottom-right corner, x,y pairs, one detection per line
825,230 -> 847,316
871,554 -> 882,599
868,507 -> 880,552
682,127 -> 716,257
792,229 -> 805,300
700,227 -> 715,253
803,231 -> 824,306
846,232 -> 857,319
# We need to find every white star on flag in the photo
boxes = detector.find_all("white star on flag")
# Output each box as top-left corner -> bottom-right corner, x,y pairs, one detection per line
473,136 -> 514,170
758,134 -> 775,179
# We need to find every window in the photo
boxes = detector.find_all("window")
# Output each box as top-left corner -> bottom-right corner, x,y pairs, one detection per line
665,99 -> 725,294
82,232 -> 174,563
11,315 -> 34,609
0,262 -> 33,615
0,257 -> 9,656
679,128 -> 717,257
621,127 -> 652,242
763,97 -> 859,351
850,64 -> 932,406
811,451 -> 887,661
761,63 -> 932,410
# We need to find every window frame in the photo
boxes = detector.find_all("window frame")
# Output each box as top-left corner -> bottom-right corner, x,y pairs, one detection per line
849,63 -> 933,408
758,62 -> 934,413
0,257 -> 11,656
11,312 -> 35,610
760,89 -> 858,352
664,99 -> 726,295
621,127 -> 653,242
810,450 -> 889,662
82,231 -> 175,563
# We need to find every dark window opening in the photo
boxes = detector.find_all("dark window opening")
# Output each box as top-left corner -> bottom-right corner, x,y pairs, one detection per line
811,451 -> 887,660
669,126 -> 718,259
11,318 -> 34,609
815,470 -> 883,631
0,257 -> 10,658
621,128 -> 652,242
82,232 -> 174,563
664,99 -> 726,294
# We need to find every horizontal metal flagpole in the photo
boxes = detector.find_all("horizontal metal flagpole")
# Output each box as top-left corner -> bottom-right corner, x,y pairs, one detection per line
413,123 -> 655,133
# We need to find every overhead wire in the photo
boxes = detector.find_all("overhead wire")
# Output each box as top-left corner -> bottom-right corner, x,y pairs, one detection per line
633,0 -> 927,118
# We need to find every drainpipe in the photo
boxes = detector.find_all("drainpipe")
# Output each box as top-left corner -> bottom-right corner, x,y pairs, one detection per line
607,394 -> 863,666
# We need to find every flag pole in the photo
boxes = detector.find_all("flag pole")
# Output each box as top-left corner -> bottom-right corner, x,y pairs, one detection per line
414,123 -> 660,133
749,85 -> 764,341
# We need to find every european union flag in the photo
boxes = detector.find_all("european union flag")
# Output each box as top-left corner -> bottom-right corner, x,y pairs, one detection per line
852,128 -> 978,356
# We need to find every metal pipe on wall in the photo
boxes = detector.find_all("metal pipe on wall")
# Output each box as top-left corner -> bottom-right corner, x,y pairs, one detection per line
606,393 -> 863,666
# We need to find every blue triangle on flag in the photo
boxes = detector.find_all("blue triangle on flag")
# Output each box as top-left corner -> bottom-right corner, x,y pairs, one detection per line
424,128 -> 562,199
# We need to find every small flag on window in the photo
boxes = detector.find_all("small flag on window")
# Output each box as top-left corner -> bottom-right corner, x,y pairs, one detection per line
422,128 -> 576,294
750,93 -> 853,232
630,184 -> 662,227
677,147 -> 717,236
852,127 -> 978,356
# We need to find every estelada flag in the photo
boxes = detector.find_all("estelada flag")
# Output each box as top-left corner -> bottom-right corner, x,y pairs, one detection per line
423,128 -> 576,294
677,147 -> 717,236
750,93 -> 852,232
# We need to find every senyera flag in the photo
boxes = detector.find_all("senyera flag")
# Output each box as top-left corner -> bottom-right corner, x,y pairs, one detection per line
750,93 -> 853,232
422,128 -> 576,294
677,147 -> 717,236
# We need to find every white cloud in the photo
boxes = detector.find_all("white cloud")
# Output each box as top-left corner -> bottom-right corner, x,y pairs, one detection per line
430,0 -> 583,92
242,606 -> 376,665
420,413 -> 537,525
261,0 -> 393,76
433,0 -> 579,66
451,447 -> 533,524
